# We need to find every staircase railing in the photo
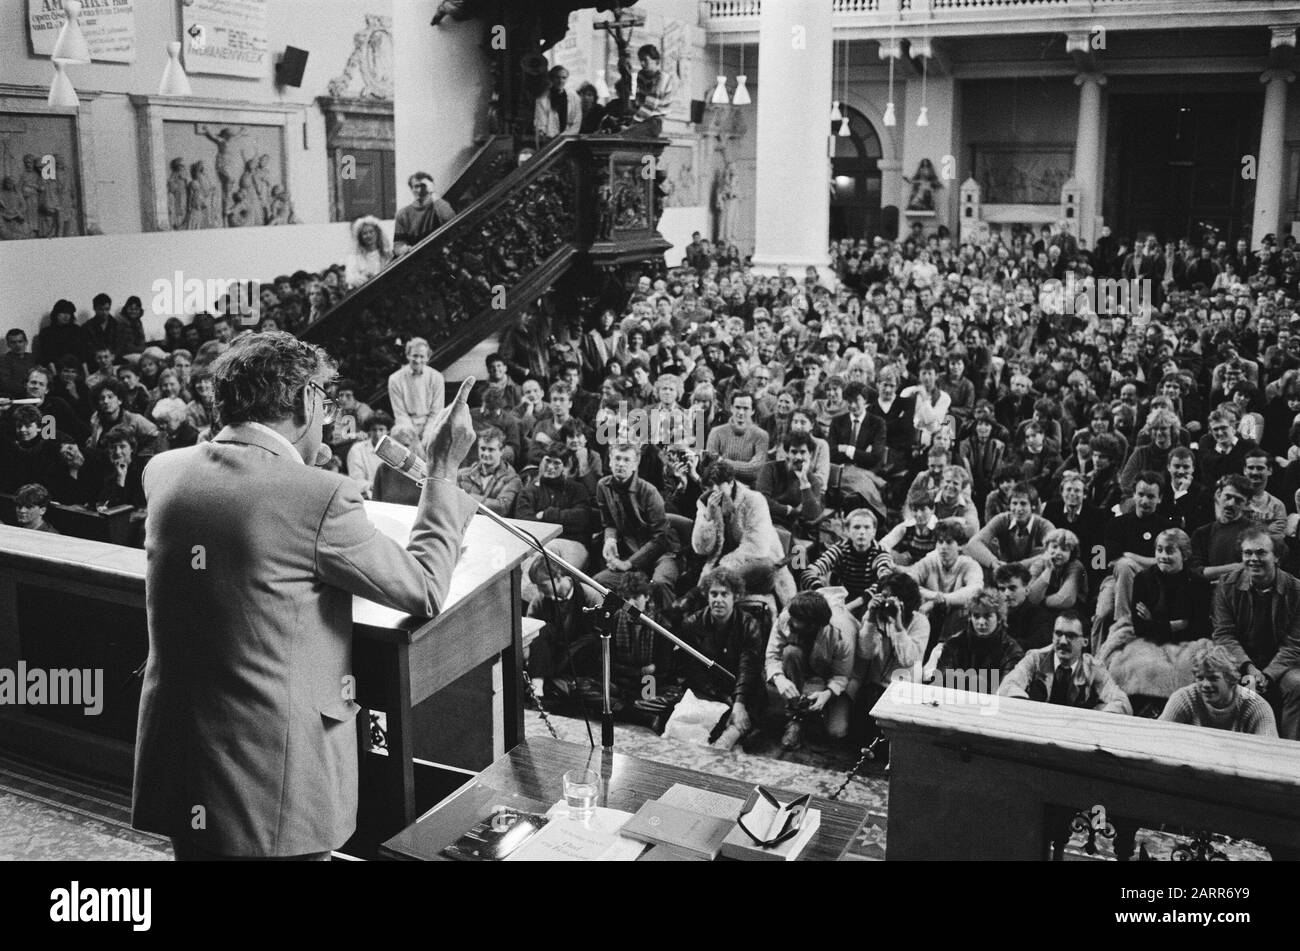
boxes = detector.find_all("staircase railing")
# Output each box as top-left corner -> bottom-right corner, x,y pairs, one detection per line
301,134 -> 670,401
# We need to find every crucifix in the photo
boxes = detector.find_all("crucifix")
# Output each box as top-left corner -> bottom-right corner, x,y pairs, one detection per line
593,7 -> 645,114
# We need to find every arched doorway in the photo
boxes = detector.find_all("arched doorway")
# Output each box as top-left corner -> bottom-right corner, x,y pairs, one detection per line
830,105 -> 883,241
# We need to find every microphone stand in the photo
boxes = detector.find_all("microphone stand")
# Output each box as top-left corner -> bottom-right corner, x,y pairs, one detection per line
470,499 -> 735,751
373,436 -> 735,752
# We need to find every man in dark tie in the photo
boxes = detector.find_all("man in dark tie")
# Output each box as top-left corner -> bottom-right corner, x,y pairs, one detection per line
829,383 -> 885,470
998,612 -> 1133,859
827,382 -> 889,516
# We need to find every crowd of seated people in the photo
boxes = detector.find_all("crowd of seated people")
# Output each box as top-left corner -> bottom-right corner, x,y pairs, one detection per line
332,223 -> 1300,758
5,223 -> 1300,768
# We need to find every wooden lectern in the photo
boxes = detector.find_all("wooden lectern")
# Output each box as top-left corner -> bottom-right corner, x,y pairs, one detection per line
0,505 -> 555,844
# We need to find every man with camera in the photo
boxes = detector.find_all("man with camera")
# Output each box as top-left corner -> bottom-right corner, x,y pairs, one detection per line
765,591 -> 855,750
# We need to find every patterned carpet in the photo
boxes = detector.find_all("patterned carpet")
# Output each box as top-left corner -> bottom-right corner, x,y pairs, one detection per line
0,752 -> 171,861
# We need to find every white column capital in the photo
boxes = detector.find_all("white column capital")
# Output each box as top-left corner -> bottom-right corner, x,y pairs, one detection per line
1065,31 -> 1093,55
879,38 -> 904,60
1261,67 -> 1296,86
909,37 -> 932,59
1269,26 -> 1297,49
1074,71 -> 1107,88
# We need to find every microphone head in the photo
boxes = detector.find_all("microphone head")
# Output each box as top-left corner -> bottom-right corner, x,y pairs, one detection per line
373,434 -> 408,469
313,444 -> 335,467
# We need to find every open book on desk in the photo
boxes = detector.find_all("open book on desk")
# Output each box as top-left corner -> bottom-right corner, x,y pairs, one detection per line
505,804 -> 645,861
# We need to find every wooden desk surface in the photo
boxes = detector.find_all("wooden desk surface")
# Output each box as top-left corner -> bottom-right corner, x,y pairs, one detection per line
872,683 -> 1300,818
380,737 -> 869,862
0,507 -> 558,638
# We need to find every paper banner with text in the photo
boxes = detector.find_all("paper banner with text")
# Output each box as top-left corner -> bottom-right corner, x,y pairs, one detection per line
182,0 -> 268,79
29,0 -> 137,64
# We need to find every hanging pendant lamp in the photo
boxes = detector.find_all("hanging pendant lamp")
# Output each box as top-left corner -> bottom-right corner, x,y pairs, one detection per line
48,60 -> 79,108
52,0 -> 91,63
732,42 -> 750,105
882,30 -> 897,127
159,41 -> 194,96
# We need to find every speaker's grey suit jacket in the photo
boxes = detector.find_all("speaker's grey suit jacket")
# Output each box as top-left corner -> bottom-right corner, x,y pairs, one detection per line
132,423 -> 477,855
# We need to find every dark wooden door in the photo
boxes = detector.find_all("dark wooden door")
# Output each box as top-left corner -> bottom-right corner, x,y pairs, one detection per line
334,147 -> 396,221
1109,93 -> 1259,243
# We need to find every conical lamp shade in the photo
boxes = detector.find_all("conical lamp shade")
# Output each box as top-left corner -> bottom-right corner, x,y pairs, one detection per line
883,101 -> 896,127
916,106 -> 929,127
838,116 -> 851,137
830,100 -> 843,123
52,0 -> 91,64
710,75 -> 730,105
732,75 -> 750,105
48,61 -> 79,108
159,41 -> 193,96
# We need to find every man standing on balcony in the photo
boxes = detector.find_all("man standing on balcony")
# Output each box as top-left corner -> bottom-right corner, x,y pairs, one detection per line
535,65 -> 581,143
388,337 -> 446,442
393,172 -> 454,256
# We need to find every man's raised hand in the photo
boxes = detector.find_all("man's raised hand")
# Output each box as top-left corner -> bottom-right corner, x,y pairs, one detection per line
426,376 -> 477,480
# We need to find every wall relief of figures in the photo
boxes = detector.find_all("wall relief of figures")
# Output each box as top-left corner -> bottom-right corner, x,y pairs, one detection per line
0,112 -> 82,240
162,121 -> 297,229
973,145 -> 1073,204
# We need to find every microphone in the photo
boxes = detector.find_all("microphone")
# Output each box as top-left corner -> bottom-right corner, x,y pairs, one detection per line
313,444 -> 335,467
373,435 -> 429,483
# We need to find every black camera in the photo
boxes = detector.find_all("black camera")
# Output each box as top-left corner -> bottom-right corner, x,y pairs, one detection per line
870,595 -> 901,624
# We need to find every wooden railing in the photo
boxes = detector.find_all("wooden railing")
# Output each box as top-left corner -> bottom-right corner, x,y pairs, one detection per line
703,0 -> 1287,33
872,682 -> 1300,860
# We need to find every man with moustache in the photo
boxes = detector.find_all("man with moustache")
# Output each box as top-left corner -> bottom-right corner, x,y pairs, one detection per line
999,612 -> 1132,858
1190,476 -> 1258,584
133,332 -> 479,859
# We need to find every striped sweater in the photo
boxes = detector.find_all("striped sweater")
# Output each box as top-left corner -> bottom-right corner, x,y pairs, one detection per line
804,541 -> 894,602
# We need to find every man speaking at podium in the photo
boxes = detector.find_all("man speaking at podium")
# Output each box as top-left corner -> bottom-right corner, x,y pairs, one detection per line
133,332 -> 478,860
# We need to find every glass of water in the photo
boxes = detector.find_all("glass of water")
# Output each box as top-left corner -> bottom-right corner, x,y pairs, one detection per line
562,768 -> 599,821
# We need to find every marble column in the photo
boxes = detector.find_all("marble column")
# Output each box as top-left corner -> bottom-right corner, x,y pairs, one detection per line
751,1 -> 833,273
1252,65 -> 1295,249
1073,71 -> 1106,248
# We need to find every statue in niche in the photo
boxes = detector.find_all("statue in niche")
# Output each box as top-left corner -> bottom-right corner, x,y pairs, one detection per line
0,175 -> 26,240
237,159 -> 266,225
713,159 -> 739,247
20,154 -> 44,238
254,155 -> 275,223
328,14 -> 394,100
267,185 -> 299,225
185,160 -> 221,229
54,155 -> 79,237
904,158 -> 942,212
199,124 -> 250,217
167,157 -> 190,230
